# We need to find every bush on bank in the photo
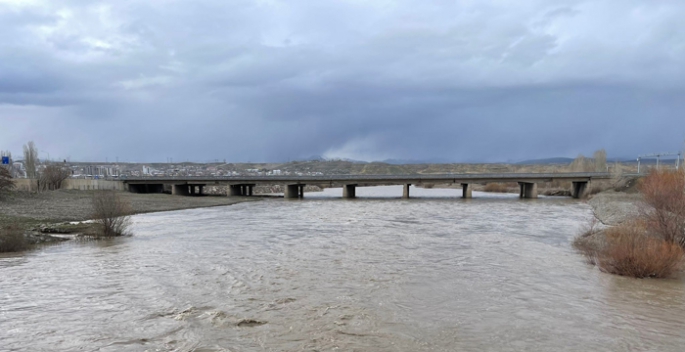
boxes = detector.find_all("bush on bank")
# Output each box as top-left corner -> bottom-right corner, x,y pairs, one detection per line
597,221 -> 683,278
575,169 -> 685,278
91,190 -> 133,237
0,225 -> 27,253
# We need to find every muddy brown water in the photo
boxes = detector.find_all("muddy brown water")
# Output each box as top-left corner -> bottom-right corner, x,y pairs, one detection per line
2,186 -> 685,351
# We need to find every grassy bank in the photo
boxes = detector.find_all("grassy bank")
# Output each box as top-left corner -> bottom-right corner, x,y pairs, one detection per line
0,190 -> 257,249
1,190 -> 256,223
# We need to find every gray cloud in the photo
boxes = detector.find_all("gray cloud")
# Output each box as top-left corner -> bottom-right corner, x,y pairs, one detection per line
1,0 -> 684,162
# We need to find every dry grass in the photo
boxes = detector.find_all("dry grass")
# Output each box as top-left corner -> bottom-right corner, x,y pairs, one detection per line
91,191 -> 133,237
586,185 -> 605,197
0,225 -> 28,253
483,183 -> 516,193
542,189 -> 571,196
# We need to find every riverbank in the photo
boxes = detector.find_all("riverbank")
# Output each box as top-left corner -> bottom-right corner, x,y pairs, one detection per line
0,190 -> 258,243
571,191 -> 639,254
588,191 -> 642,225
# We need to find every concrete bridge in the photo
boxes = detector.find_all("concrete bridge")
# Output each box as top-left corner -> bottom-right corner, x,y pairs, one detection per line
120,172 -> 613,199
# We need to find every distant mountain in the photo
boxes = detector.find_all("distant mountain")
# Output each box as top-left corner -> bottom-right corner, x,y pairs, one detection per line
382,158 -> 458,165
608,157 -> 638,163
302,155 -> 326,161
515,157 -> 575,165
515,156 -> 651,165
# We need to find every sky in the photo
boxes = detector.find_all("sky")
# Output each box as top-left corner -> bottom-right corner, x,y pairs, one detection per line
1,0 -> 684,163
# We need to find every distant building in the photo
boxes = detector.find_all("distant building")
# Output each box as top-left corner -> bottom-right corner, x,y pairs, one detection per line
10,161 -> 26,178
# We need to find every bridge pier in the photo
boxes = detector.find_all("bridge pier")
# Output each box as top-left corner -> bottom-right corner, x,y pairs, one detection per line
403,184 -> 411,199
172,184 -> 190,196
461,183 -> 472,199
343,184 -> 356,199
519,182 -> 538,199
228,184 -> 255,196
228,185 -> 242,196
285,184 -> 304,199
127,183 -> 165,194
571,181 -> 589,199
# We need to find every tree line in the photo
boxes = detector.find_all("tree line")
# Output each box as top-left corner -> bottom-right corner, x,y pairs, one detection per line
1,141 -> 71,193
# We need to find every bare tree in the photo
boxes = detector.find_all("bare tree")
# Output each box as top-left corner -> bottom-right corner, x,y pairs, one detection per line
38,163 -> 71,191
0,166 -> 14,197
570,154 -> 592,172
593,149 -> 608,172
611,161 -> 623,177
22,141 -> 39,180
569,150 -> 608,173
91,191 -> 133,237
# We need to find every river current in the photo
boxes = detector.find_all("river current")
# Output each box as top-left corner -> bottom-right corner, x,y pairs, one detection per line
2,186 -> 685,351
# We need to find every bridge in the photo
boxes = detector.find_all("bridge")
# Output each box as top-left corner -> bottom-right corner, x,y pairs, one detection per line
120,172 -> 613,199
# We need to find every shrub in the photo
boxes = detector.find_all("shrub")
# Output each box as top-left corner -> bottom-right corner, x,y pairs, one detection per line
638,169 -> 685,247
575,169 -> 685,278
595,222 -> 684,278
0,226 -> 27,253
91,191 -> 133,237
483,183 -> 511,193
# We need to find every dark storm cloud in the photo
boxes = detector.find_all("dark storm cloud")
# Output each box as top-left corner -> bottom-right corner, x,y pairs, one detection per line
1,0 -> 684,162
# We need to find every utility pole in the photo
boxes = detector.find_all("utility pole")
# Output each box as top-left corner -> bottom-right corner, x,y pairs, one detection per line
682,139 -> 685,170
638,152 -> 681,172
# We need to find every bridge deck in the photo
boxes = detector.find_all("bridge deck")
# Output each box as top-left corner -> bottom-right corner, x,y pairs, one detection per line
121,172 -> 613,185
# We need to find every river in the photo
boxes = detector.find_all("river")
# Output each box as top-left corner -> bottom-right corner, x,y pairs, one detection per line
2,186 -> 685,351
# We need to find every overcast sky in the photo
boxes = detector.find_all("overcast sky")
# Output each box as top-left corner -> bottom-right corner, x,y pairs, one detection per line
1,0 -> 684,163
